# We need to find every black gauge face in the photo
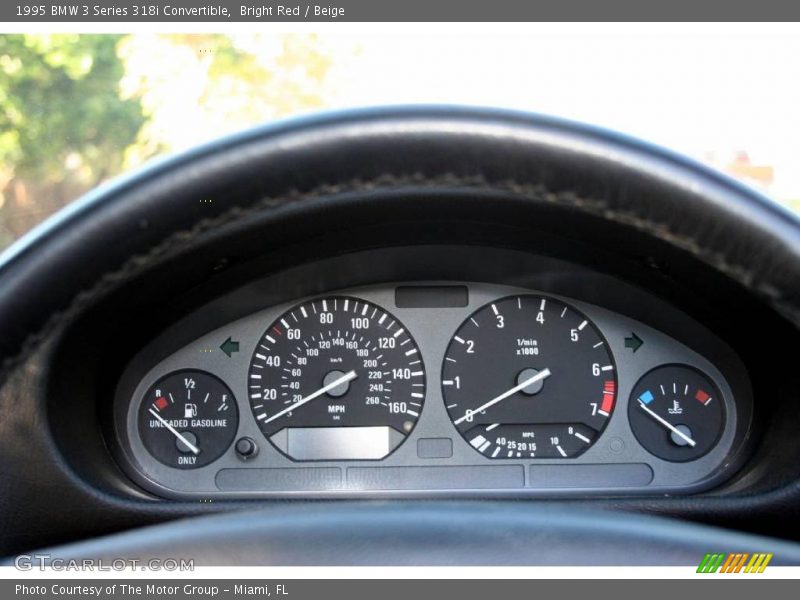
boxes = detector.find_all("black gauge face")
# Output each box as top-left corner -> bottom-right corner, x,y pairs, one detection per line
442,295 -> 617,459
248,296 -> 426,461
628,365 -> 724,462
138,370 -> 238,469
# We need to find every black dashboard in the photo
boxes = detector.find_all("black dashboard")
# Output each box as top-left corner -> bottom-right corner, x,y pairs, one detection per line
3,107 -> 800,562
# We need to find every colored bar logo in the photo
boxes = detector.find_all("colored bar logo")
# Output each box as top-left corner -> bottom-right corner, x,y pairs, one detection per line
696,552 -> 773,573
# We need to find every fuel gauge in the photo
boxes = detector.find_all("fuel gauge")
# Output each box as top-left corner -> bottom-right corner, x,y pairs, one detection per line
628,364 -> 724,462
138,370 -> 239,469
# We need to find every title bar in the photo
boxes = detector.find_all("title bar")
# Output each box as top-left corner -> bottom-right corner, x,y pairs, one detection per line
4,0 -> 800,22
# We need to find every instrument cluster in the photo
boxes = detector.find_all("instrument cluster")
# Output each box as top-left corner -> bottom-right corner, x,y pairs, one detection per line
114,282 -> 751,498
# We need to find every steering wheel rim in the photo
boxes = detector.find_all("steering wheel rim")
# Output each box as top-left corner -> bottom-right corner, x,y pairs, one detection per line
2,106 -> 799,376
2,107 -> 800,561
16,502 -> 800,566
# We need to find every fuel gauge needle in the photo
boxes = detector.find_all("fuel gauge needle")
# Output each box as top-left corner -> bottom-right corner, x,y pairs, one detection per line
148,408 -> 200,455
637,401 -> 696,447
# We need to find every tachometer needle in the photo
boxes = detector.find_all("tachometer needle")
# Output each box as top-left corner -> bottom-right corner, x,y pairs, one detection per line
454,368 -> 552,425
148,408 -> 200,455
262,369 -> 358,425
637,401 -> 696,447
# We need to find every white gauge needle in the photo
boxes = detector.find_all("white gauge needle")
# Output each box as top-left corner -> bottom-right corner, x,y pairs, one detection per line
454,368 -> 552,425
637,401 -> 696,447
148,408 -> 200,455
263,369 -> 358,425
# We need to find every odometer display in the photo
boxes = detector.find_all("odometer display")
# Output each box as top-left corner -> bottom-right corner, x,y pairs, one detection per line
248,296 -> 426,461
442,295 -> 616,459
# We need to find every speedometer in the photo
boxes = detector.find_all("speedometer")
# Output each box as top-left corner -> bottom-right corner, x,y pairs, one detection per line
442,295 -> 616,459
248,296 -> 425,461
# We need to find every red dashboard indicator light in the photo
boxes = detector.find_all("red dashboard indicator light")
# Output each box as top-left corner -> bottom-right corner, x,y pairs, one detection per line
154,397 -> 169,410
695,389 -> 711,405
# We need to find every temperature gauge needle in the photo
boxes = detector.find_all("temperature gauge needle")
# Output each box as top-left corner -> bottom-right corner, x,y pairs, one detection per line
148,408 -> 200,455
637,401 -> 696,447
262,369 -> 358,425
454,368 -> 552,425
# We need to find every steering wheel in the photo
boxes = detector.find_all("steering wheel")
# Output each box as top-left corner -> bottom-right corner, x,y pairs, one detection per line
2,107 -> 800,564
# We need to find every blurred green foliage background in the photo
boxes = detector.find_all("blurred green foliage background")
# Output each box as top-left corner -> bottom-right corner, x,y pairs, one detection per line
0,33 -> 336,248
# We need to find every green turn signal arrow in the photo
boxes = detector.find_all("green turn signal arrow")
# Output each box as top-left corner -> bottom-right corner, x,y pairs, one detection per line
624,333 -> 643,353
220,337 -> 240,357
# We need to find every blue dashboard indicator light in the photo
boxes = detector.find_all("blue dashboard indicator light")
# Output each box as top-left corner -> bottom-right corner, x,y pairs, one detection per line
639,390 -> 655,404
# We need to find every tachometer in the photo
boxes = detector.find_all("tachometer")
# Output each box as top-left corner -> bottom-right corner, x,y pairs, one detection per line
248,296 -> 426,461
442,295 -> 616,458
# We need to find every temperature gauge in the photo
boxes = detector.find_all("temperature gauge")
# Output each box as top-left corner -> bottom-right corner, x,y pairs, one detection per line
628,364 -> 724,462
138,370 -> 239,469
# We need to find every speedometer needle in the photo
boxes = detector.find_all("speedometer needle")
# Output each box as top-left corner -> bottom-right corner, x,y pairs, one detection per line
637,401 -> 696,447
148,408 -> 200,455
262,369 -> 358,425
454,368 -> 552,425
